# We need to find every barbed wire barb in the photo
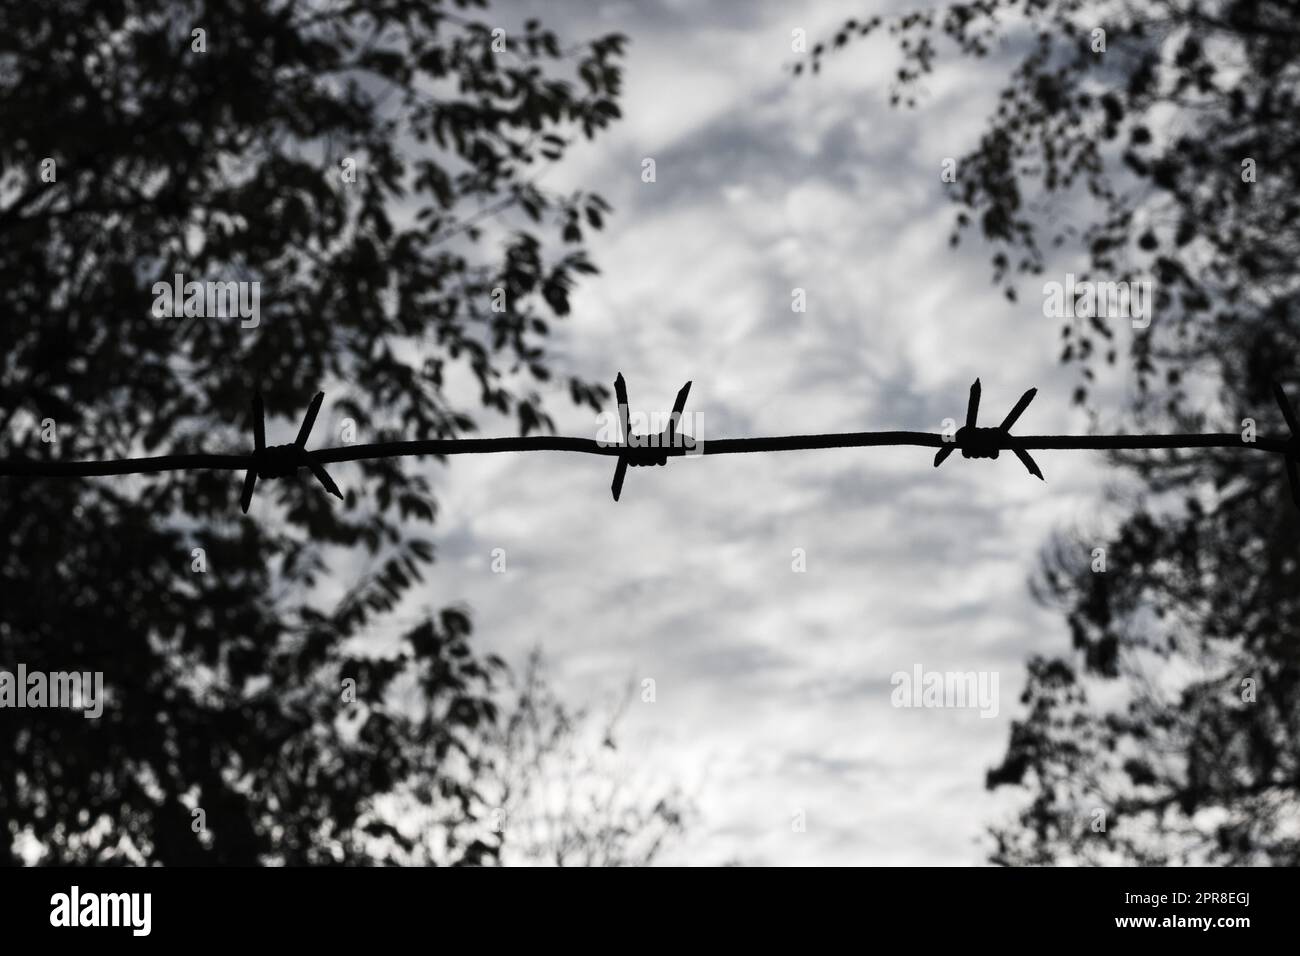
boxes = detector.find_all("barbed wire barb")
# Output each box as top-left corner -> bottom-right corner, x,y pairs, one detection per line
609,372 -> 693,501
1272,380 -> 1300,508
933,379 -> 1042,479
240,389 -> 342,514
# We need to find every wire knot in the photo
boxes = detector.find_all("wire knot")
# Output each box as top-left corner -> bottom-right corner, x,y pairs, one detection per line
254,442 -> 312,480
957,425 -> 1004,460
623,441 -> 671,468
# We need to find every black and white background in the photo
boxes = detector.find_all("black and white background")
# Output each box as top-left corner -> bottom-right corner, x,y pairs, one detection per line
0,0 -> 1294,931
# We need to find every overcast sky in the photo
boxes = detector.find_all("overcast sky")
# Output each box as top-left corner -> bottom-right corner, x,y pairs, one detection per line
370,0 -> 1139,865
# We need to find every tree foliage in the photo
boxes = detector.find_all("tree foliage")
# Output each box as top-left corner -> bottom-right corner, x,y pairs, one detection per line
0,0 -> 625,864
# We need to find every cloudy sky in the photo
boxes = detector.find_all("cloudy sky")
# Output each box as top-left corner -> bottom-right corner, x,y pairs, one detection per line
377,0 -> 1138,864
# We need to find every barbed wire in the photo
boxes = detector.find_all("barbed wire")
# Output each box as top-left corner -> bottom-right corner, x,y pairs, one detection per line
2,375 -> 1297,511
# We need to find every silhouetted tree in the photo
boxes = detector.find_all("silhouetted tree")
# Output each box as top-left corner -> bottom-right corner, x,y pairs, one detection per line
290,643 -> 692,866
0,0 -> 624,864
483,649 -> 690,866
811,0 -> 1300,864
